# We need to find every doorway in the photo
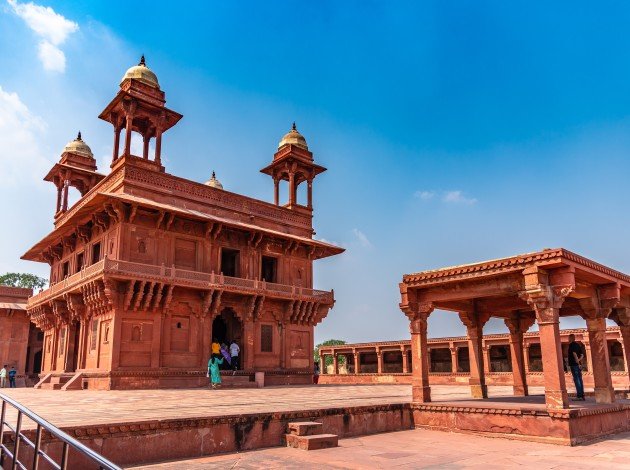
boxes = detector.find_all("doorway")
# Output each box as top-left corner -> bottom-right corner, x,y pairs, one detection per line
211,308 -> 243,370
66,322 -> 81,372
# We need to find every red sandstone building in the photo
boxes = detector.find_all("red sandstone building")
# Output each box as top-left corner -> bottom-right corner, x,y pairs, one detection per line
318,327 -> 629,390
22,57 -> 343,390
0,286 -> 43,386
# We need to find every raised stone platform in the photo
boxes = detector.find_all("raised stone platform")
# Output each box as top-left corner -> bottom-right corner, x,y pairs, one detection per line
1,385 -> 629,467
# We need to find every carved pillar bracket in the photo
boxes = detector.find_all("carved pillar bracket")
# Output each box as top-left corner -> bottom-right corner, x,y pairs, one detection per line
519,277 -> 572,410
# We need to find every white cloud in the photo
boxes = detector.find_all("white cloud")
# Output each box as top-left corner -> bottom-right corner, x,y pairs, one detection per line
7,0 -> 78,73
0,85 -> 51,186
442,190 -> 477,205
37,40 -> 65,72
414,190 -> 435,200
352,228 -> 373,248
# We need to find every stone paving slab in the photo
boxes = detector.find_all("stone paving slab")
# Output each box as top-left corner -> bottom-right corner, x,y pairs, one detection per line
130,428 -> 630,469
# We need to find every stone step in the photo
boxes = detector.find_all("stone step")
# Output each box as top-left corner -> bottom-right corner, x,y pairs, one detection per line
39,382 -> 64,390
285,433 -> 338,451
288,421 -> 324,436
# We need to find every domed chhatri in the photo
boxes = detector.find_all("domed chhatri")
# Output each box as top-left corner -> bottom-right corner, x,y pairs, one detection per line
278,122 -> 308,150
205,171 -> 223,190
120,55 -> 160,88
63,131 -> 94,158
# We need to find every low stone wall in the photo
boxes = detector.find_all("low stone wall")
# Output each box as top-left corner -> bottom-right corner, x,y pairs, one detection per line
412,402 -> 630,446
318,371 -> 630,388
4,403 -> 413,467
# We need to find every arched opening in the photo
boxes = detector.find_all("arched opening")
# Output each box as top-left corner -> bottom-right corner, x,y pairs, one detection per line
457,347 -> 470,372
489,345 -> 512,372
609,340 -> 625,371
33,350 -> 42,374
211,308 -> 243,370
429,348 -> 452,372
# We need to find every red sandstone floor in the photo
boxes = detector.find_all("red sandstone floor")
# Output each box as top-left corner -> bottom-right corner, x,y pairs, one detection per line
131,427 -> 630,469
0,384 -> 608,430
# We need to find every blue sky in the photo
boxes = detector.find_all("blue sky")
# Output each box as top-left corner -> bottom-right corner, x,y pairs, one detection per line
1,1 -> 630,343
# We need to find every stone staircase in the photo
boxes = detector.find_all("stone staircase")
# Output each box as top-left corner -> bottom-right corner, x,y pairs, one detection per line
217,373 -> 258,389
285,421 -> 338,450
36,373 -> 75,390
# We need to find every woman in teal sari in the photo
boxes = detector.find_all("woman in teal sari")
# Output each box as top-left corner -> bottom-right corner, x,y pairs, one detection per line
208,356 -> 224,389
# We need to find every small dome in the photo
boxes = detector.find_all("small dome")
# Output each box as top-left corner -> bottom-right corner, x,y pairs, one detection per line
120,55 -> 159,88
63,132 -> 93,158
205,171 -> 223,189
278,122 -> 308,150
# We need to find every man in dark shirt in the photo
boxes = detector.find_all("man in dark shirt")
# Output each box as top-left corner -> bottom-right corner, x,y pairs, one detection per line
8,367 -> 17,388
567,334 -> 585,400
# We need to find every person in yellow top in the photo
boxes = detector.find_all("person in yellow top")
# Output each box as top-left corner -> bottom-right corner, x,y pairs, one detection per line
211,339 -> 221,358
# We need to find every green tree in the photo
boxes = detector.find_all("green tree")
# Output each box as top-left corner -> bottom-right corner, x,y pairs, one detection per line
314,339 -> 347,367
0,273 -> 47,290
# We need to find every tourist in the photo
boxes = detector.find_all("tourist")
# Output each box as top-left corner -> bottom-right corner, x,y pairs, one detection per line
211,338 -> 221,359
220,342 -> 232,370
8,367 -> 16,388
0,365 -> 6,388
313,362 -> 320,384
207,355 -> 224,389
229,340 -> 240,373
567,334 -> 585,401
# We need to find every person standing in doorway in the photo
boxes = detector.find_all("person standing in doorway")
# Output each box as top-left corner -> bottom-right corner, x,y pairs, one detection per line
0,365 -> 6,388
567,334 -> 585,401
229,340 -> 240,374
8,367 -> 16,388
211,338 -> 221,359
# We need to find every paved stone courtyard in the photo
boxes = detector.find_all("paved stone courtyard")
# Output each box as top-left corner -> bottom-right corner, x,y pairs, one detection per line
131,427 -> 630,469
1,383 -> 594,430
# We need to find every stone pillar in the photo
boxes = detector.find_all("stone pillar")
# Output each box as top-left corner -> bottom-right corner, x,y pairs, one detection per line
243,321 -> 254,370
319,354 -> 325,375
354,350 -> 360,374
376,348 -> 383,374
55,184 -> 62,213
450,346 -> 458,374
402,346 -> 409,373
482,346 -> 491,374
112,126 -> 121,162
582,339 -> 593,373
585,316 -> 615,403
307,179 -> 313,209
142,134 -> 150,159
155,130 -> 163,165
505,315 -> 534,397
409,314 -> 432,402
332,353 -> 339,375
124,113 -> 133,156
62,181 -> 69,212
459,311 -> 490,399
288,171 -> 296,206
619,330 -> 630,374
273,178 -> 280,206
523,344 -> 531,373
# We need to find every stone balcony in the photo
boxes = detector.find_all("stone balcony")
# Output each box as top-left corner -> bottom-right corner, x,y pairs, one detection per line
27,257 -> 334,310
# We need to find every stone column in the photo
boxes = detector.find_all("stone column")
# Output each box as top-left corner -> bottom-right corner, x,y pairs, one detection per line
142,133 -> 150,159
401,303 -> 433,403
523,344 -> 531,373
243,321 -> 254,370
376,348 -> 383,374
124,112 -> 134,156
505,315 -> 534,397
483,346 -> 491,374
62,181 -> 69,212
620,333 -> 630,373
459,311 -> 490,399
155,129 -> 163,165
307,179 -> 313,209
332,353 -> 339,375
402,346 -> 409,373
55,184 -> 62,213
273,178 -> 280,206
112,126 -> 121,162
319,354 -> 325,375
354,350 -> 360,374
520,275 -> 570,410
585,316 -> 615,403
450,346 -> 458,374
582,339 -> 593,372
288,172 -> 296,206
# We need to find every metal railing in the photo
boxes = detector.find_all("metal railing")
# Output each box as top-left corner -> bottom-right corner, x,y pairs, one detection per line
0,393 -> 120,470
